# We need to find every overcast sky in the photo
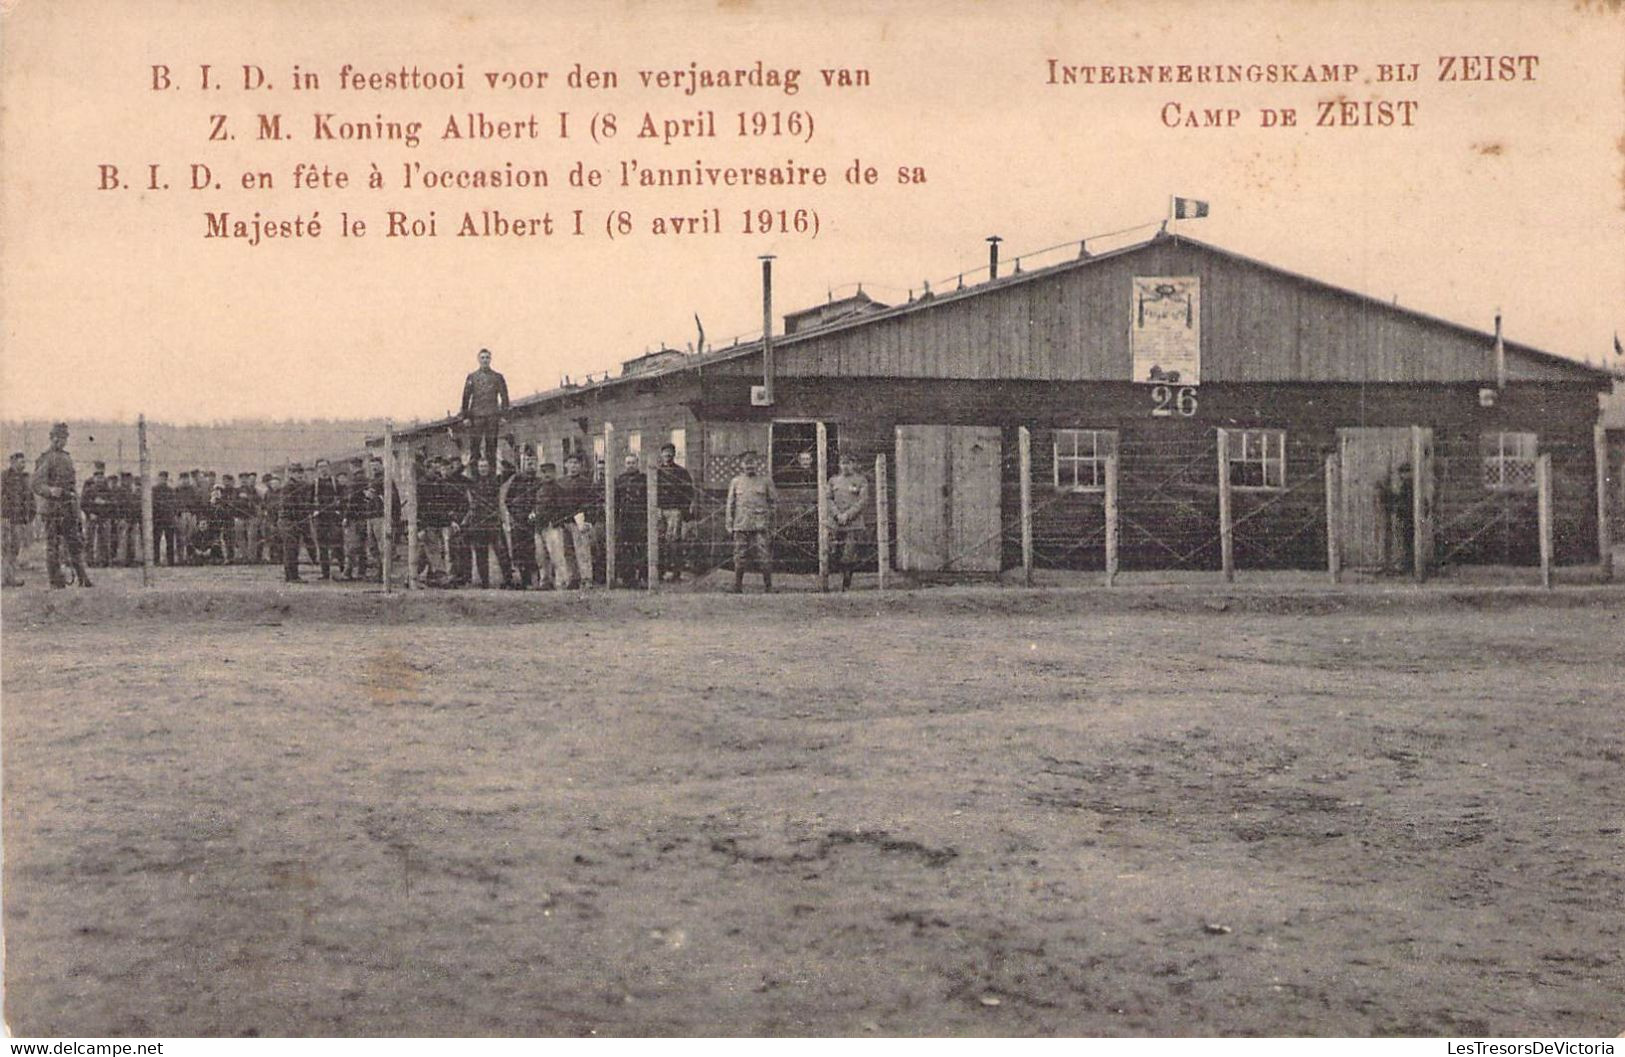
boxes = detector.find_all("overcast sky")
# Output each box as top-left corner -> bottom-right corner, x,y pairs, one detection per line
3,0 -> 1621,424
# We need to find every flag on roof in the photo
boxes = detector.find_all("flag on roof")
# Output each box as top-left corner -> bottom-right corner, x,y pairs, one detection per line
1173,197 -> 1210,219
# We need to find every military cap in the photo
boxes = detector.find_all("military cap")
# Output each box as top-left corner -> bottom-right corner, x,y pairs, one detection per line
157,470 -> 169,478
660,442 -> 677,453
49,422 -> 69,438
539,461 -> 557,471
287,462 -> 305,472
92,461 -> 106,471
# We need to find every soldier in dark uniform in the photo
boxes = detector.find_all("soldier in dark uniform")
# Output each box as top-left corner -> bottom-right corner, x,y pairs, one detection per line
32,423 -> 92,588
117,471 -> 141,566
462,458 -> 511,589
278,463 -> 317,583
459,348 -> 511,468
655,443 -> 697,582
173,471 -> 197,564
444,455 -> 473,586
500,447 -> 540,588
216,474 -> 238,564
238,472 -> 262,563
260,472 -> 283,566
309,459 -> 345,580
414,457 -> 449,585
3,451 -> 36,586
152,471 -> 177,565
81,462 -> 113,566
613,453 -> 649,587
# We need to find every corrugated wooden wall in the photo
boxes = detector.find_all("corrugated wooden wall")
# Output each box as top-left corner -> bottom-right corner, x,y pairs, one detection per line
720,239 -> 1590,385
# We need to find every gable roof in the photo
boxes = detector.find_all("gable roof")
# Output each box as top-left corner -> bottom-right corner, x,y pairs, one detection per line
386,231 -> 1609,440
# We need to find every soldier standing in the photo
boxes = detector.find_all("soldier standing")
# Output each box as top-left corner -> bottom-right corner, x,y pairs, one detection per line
614,453 -> 648,587
309,459 -> 345,580
459,348 -> 510,467
444,454 -> 473,586
550,453 -> 596,589
3,451 -> 36,586
415,457 -> 450,585
501,448 -> 541,588
238,472 -> 262,563
655,442 -> 696,582
826,451 -> 870,591
725,450 -> 776,593
31,423 -> 92,588
117,471 -> 141,566
529,461 -> 563,589
260,472 -> 282,566
462,457 -> 512,589
80,462 -> 112,566
279,463 -> 317,583
174,471 -> 199,564
152,470 -> 177,566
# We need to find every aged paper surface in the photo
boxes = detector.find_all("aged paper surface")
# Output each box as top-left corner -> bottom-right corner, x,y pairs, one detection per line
2,0 -> 1622,1040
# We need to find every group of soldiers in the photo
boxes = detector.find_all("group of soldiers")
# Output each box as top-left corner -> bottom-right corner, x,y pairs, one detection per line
2,418 -> 877,593
411,443 -> 698,590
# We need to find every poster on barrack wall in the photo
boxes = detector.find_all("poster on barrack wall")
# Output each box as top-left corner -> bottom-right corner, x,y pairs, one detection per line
1132,276 -> 1201,385
2,0 -> 1623,1044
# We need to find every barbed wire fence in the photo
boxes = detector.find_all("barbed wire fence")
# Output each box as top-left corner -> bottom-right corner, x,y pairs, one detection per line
5,416 -> 1609,593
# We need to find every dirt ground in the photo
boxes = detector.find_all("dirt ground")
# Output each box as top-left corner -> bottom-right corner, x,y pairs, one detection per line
2,565 -> 1622,1037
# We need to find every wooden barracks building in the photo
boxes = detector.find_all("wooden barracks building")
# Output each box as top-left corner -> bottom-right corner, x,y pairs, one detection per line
385,230 -> 1614,577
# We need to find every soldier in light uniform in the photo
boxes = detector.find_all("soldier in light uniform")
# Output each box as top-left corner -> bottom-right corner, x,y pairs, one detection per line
32,423 -> 92,588
725,450 -> 776,593
826,451 -> 871,591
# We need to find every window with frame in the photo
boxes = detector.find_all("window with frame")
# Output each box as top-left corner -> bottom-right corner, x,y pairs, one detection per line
769,420 -> 839,486
668,427 -> 687,465
1052,429 -> 1117,492
625,431 -> 642,458
1481,431 -> 1537,491
1227,429 -> 1286,489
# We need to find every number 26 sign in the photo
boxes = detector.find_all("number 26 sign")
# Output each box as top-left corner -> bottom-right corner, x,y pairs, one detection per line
1151,384 -> 1199,417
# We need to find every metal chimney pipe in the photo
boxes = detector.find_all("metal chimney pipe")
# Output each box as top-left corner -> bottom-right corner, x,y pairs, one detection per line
760,255 -> 776,405
987,235 -> 1003,280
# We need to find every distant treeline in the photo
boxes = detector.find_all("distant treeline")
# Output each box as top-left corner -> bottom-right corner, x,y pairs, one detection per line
0,418 -> 393,477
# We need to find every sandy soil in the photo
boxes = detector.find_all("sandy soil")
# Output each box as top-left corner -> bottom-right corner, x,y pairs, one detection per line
3,570 -> 1622,1036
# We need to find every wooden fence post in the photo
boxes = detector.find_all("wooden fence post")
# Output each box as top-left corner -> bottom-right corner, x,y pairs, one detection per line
1595,424 -> 1613,581
1104,452 -> 1119,587
1538,451 -> 1553,589
1018,426 -> 1033,586
603,423 -> 616,587
382,420 -> 394,594
1217,427 -> 1234,582
875,453 -> 889,591
816,420 -> 830,592
1411,425 -> 1429,583
646,449 -> 660,590
403,442 -> 419,590
138,415 -> 153,588
1326,452 -> 1342,584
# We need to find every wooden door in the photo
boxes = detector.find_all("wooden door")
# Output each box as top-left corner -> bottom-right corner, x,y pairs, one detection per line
895,424 -> 1003,572
1338,427 -> 1413,569
948,425 -> 1003,572
896,424 -> 949,571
